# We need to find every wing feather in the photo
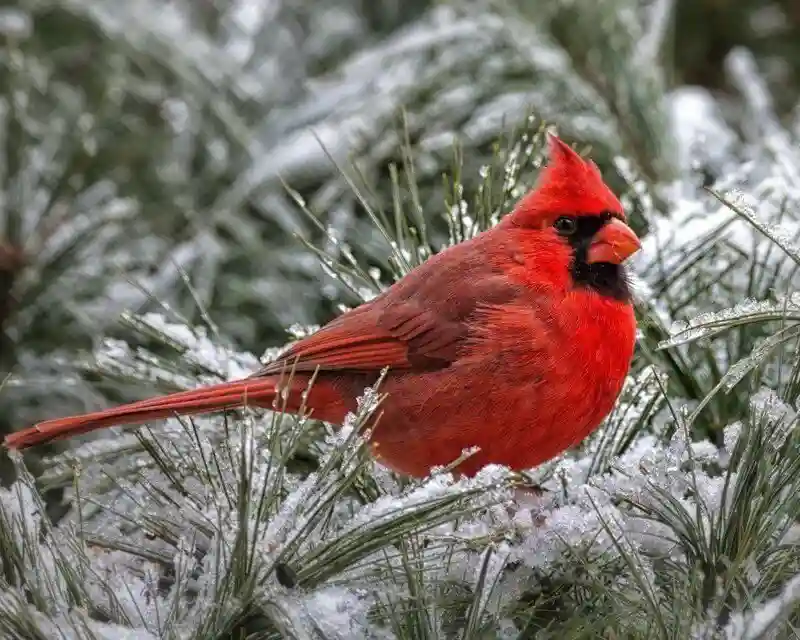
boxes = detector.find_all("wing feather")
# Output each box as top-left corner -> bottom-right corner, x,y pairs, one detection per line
255,241 -> 524,378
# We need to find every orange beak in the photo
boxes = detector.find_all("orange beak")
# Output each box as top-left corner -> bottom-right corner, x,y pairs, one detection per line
586,218 -> 640,264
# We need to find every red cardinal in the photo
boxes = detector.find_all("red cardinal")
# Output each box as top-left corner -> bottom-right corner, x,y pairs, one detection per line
4,135 -> 639,477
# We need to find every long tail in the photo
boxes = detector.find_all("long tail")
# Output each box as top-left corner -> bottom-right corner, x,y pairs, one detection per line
4,376 -> 289,450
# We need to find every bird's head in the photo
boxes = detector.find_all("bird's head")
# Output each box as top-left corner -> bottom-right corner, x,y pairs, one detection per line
504,134 -> 640,301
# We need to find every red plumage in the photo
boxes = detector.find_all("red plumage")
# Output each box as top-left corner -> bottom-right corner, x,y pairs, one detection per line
4,135 -> 640,478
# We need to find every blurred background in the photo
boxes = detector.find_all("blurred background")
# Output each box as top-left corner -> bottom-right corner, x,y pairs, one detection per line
0,0 -> 799,450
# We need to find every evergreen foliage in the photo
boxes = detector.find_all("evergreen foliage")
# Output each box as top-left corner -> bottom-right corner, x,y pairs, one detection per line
1,0 -> 800,637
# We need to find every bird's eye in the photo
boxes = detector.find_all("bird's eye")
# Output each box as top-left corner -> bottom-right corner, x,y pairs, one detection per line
553,216 -> 577,235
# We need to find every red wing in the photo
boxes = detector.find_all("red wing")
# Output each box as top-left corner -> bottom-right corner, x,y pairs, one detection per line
258,328 -> 410,374
255,240 -> 524,378
255,301 -> 465,376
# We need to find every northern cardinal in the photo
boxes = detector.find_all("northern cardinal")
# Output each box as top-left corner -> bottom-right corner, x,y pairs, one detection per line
4,135 -> 639,477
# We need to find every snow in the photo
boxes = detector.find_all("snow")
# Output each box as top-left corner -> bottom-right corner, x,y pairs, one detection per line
668,86 -> 739,176
724,573 -> 800,640
0,8 -> 32,38
286,587 -> 382,640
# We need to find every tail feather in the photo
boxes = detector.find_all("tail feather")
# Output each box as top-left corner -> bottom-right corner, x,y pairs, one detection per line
4,377 -> 283,450
92,376 -> 280,411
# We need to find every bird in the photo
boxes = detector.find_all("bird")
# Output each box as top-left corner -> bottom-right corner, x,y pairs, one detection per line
4,134 -> 640,478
